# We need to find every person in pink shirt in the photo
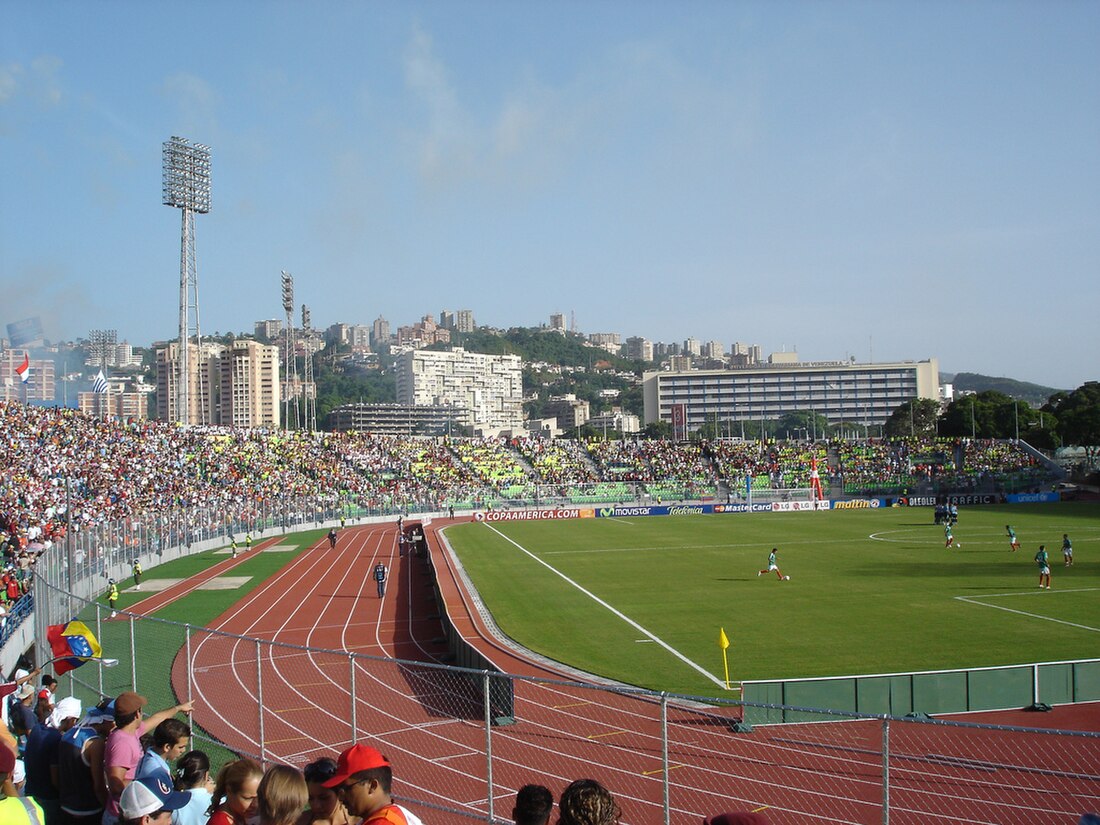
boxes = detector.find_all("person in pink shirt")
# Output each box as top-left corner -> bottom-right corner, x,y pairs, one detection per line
102,691 -> 193,825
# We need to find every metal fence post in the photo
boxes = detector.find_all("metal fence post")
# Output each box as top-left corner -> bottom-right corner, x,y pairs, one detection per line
186,626 -> 193,707
661,692 -> 670,825
257,639 -> 266,767
96,605 -> 104,697
129,615 -> 137,691
881,717 -> 890,825
349,652 -> 357,744
483,671 -> 494,825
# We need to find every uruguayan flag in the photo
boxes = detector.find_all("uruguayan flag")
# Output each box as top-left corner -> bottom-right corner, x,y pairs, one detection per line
92,371 -> 109,393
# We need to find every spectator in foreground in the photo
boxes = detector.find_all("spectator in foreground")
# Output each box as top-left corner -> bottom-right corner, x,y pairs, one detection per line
119,771 -> 192,825
24,696 -> 82,824
0,742 -> 44,822
703,813 -> 772,825
59,700 -> 116,825
172,750 -> 214,825
104,692 -> 194,825
298,757 -> 357,825
208,758 -> 263,825
513,784 -> 553,825
258,765 -> 308,825
322,744 -> 424,825
136,719 -> 192,780
556,779 -> 619,825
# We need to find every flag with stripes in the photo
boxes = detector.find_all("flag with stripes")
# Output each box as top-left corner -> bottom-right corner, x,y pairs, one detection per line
15,353 -> 30,384
92,371 -> 109,394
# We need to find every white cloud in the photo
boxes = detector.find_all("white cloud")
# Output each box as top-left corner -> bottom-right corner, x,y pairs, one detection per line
160,72 -> 220,136
29,55 -> 63,105
0,63 -> 22,104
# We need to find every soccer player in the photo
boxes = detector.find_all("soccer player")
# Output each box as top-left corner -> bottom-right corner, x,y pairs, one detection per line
1062,534 -> 1073,567
757,548 -> 787,580
1035,545 -> 1051,589
944,523 -> 956,548
1005,525 -> 1019,552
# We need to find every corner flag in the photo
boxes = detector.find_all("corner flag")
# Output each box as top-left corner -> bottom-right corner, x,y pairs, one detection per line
718,627 -> 731,690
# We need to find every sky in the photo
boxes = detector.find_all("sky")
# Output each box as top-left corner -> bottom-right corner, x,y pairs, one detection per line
2,1 -> 1098,390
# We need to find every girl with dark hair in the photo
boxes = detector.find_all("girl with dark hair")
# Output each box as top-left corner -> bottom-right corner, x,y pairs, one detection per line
297,758 -> 357,825
173,750 -> 214,825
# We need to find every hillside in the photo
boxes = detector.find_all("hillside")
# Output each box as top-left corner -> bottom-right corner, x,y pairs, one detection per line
946,372 -> 1063,406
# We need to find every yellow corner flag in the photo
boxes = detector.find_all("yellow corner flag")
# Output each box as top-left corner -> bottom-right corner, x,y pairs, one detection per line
718,627 -> 731,689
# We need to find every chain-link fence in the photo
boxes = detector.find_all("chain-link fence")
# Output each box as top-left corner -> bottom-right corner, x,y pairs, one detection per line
31,544 -> 1100,825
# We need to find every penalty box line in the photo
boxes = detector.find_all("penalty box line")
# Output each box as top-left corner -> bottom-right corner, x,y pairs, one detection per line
954,588 -> 1100,633
483,523 -> 728,689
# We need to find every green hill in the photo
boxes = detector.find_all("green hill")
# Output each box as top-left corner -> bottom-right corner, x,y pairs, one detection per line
948,372 -> 1062,406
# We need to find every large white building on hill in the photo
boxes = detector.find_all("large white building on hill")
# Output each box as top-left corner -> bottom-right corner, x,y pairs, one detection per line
395,347 -> 523,436
643,357 -> 940,436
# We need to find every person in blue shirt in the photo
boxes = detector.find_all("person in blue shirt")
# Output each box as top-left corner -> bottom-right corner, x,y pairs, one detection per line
136,719 -> 191,782
173,750 -> 214,825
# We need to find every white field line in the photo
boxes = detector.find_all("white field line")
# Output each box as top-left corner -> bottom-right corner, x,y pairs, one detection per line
483,522 -> 728,689
954,588 -> 1100,633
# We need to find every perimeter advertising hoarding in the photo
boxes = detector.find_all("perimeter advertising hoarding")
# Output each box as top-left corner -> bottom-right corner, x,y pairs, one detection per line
474,509 -> 593,522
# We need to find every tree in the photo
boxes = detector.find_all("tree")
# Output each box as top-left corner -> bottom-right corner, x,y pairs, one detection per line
1044,382 -> 1100,459
643,421 -> 673,439
776,410 -> 830,440
883,399 -> 941,438
939,391 -> 1015,438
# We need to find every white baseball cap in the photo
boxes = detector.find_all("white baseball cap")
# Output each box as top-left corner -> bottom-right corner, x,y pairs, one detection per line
120,772 -> 191,819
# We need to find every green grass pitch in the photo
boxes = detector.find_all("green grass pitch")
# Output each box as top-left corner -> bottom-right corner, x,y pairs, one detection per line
445,503 -> 1100,698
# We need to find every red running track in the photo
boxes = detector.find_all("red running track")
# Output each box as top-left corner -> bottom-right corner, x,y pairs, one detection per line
142,521 -> 1099,825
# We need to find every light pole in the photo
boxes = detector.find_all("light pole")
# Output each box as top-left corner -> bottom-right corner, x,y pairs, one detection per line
162,136 -> 211,425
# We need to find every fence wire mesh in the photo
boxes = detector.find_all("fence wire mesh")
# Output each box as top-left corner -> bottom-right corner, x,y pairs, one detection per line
30,538 -> 1100,825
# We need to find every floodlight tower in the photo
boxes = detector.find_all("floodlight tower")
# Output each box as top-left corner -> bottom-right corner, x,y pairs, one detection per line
162,137 -> 211,425
281,271 -> 300,430
301,303 -> 317,432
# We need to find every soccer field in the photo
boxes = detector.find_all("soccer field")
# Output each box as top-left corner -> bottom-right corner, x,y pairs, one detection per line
445,502 -> 1100,698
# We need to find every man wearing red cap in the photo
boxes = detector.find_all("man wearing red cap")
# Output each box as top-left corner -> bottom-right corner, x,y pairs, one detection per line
322,744 -> 424,825
103,692 -> 194,825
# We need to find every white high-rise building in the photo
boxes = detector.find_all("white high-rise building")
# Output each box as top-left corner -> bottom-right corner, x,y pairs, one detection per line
395,347 -> 523,436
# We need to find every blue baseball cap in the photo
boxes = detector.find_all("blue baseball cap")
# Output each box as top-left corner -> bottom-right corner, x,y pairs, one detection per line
120,771 -> 191,818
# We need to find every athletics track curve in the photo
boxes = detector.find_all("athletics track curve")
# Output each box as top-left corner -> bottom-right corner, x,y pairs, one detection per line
133,521 -> 1098,825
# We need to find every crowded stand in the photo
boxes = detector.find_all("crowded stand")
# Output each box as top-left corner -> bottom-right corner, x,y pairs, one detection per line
705,440 -> 830,491
0,400 -> 1061,589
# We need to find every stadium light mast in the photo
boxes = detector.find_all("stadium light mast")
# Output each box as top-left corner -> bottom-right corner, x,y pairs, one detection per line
162,137 -> 211,425
281,271 -> 299,430
301,303 -> 316,432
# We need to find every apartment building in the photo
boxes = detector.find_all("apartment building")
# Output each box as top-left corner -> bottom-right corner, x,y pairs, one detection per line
395,347 -> 523,436
643,358 -> 940,433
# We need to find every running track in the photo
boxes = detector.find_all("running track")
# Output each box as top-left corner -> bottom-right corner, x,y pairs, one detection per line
130,523 -> 1098,825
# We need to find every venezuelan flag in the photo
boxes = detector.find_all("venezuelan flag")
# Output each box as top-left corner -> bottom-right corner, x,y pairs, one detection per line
46,621 -> 103,675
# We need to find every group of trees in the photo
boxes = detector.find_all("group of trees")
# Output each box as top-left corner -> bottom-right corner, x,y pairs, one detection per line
885,384 -> 1100,450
